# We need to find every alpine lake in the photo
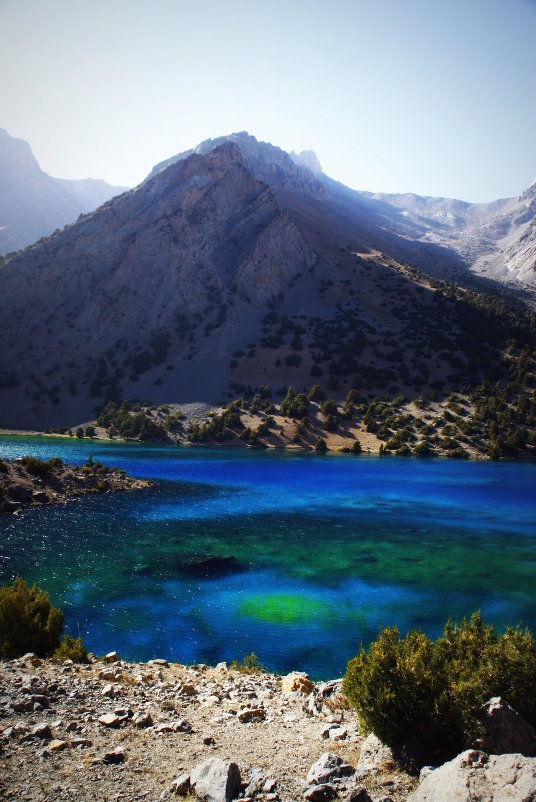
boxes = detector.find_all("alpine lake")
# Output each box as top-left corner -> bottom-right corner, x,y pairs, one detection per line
1,435 -> 535,679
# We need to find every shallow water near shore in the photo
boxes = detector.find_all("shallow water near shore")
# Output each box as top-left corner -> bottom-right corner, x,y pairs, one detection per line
1,435 -> 535,678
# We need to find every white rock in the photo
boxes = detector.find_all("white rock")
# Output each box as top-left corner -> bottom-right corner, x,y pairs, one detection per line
190,757 -> 241,802
407,749 -> 536,802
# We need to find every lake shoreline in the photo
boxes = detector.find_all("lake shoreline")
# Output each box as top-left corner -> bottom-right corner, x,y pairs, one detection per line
0,427 -> 507,461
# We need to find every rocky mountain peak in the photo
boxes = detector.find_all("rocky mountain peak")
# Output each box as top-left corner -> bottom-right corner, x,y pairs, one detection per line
0,127 -> 40,178
289,149 -> 322,175
147,132 -> 324,199
519,179 -> 536,205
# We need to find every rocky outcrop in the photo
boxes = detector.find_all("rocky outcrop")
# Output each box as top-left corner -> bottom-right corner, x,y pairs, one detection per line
407,749 -> 536,802
476,696 -> 536,757
0,456 -> 150,514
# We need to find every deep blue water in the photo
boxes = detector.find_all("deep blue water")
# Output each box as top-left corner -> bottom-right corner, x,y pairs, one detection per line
1,435 -> 535,678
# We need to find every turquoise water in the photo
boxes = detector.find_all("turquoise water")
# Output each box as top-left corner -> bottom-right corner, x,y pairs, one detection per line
1,435 -> 535,678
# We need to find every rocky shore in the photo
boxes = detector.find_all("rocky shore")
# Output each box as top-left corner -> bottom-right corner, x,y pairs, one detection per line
1,654 -> 535,802
0,457 -> 150,514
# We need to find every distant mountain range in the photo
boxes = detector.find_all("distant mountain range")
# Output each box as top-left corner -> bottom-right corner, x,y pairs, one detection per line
0,131 -> 534,434
0,128 -> 126,254
363,182 -> 536,287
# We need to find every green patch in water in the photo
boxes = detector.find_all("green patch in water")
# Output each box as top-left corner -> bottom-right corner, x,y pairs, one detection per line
238,593 -> 333,625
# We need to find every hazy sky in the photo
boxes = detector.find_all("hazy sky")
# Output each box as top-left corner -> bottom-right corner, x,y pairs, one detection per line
1,0 -> 535,201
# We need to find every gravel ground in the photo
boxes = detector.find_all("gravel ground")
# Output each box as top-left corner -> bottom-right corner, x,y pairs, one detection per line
0,654 -> 416,802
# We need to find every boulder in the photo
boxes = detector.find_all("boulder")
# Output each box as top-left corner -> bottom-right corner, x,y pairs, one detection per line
190,757 -> 241,802
47,739 -> 69,752
306,753 -> 355,785
71,738 -> 92,748
342,790 -> 373,802
477,697 -> 536,756
238,708 -> 266,723
20,652 -> 41,666
281,672 -> 314,695
29,723 -> 53,741
169,773 -> 191,796
93,747 -> 126,765
175,718 -> 193,733
318,679 -> 343,698
98,713 -> 121,728
303,784 -> 338,801
132,711 -> 153,728
328,726 -> 347,741
358,733 -> 394,767
407,749 -> 536,802
103,651 -> 120,663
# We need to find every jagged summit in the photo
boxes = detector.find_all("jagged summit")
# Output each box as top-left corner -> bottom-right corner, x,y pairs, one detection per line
147,132 -> 324,190
289,149 -> 322,174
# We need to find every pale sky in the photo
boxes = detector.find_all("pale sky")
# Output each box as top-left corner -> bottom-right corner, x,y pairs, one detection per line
1,0 -> 535,202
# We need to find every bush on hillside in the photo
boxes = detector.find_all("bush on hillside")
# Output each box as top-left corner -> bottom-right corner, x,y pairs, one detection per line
343,612 -> 536,761
230,652 -> 264,674
0,578 -> 64,658
54,634 -> 89,663
20,456 -> 62,477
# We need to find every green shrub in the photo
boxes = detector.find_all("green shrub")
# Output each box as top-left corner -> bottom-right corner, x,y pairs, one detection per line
54,634 -> 89,663
280,387 -> 309,419
20,456 -> 62,477
0,578 -> 64,658
308,384 -> 325,402
343,612 -> 536,762
230,652 -> 264,674
314,437 -> 328,453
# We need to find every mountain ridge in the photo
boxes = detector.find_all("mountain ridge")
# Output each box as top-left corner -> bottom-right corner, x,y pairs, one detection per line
0,131 -> 535,461
0,128 -> 127,255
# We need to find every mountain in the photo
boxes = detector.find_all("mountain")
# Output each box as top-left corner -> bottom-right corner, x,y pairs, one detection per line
0,128 -> 127,255
360,181 -> 536,287
0,132 -> 534,455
